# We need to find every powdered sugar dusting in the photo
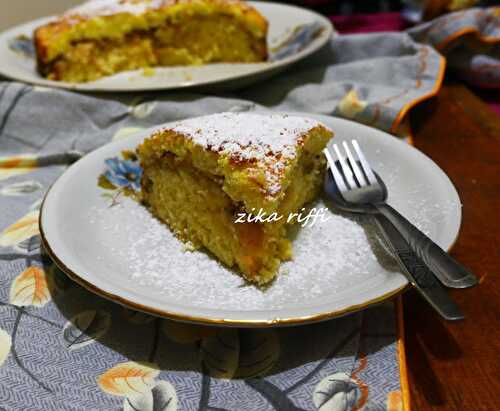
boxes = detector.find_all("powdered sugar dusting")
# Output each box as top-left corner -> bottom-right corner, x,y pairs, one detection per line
64,0 -> 168,18
87,196 -> 400,311
81,151 -> 460,312
170,112 -> 321,158
57,114 -> 463,320
165,112 -> 330,196
63,0 -> 248,19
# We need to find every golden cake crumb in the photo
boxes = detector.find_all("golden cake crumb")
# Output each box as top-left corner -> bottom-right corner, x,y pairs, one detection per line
34,0 -> 268,82
137,112 -> 333,284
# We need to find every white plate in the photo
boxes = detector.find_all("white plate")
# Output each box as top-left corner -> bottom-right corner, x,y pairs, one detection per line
0,2 -> 333,92
40,113 -> 462,327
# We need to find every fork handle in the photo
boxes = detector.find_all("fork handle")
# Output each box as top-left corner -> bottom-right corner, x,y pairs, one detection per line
374,203 -> 477,289
373,214 -> 464,321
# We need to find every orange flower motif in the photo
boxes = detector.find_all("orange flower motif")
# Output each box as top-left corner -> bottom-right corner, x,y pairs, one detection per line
337,90 -> 367,119
0,210 -> 39,247
9,266 -> 51,307
0,155 -> 37,181
97,361 -> 160,396
0,328 -> 11,366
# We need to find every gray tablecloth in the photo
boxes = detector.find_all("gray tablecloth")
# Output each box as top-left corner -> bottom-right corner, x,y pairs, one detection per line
0,7 -> 498,411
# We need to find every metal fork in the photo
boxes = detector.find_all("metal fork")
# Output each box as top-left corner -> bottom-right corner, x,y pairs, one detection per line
326,140 -> 477,288
324,140 -> 466,320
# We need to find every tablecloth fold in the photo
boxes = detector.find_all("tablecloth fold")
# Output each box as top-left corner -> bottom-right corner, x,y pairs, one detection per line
2,7 -> 498,411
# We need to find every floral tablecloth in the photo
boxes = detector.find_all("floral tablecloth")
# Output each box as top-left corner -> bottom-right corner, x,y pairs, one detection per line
0,7 -> 498,411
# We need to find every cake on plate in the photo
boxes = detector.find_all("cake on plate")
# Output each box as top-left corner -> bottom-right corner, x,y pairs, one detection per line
34,0 -> 268,83
138,112 -> 333,284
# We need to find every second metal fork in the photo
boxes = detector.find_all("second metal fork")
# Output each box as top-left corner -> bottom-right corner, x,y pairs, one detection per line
325,140 -> 477,289
323,140 -> 468,320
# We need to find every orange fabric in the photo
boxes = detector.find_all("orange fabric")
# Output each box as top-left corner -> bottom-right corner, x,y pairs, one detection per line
396,296 -> 411,411
390,56 -> 447,133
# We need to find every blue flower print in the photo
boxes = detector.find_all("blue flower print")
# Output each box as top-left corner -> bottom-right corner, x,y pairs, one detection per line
103,157 -> 142,191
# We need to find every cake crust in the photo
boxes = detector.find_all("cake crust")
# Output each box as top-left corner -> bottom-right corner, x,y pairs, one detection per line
35,0 -> 268,82
138,112 -> 333,284
141,112 -> 332,213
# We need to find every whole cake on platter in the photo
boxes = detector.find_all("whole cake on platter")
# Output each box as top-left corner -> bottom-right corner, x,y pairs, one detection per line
34,0 -> 268,83
138,112 -> 333,284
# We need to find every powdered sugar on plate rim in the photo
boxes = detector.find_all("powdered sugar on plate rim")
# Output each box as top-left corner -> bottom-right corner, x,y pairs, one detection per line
40,113 -> 462,324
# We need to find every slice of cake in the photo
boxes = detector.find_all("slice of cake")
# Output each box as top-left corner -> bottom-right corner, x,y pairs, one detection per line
34,0 -> 268,83
137,112 -> 333,284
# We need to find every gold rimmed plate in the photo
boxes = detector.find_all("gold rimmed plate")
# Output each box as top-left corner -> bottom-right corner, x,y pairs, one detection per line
0,2 -> 333,92
40,113 -> 462,327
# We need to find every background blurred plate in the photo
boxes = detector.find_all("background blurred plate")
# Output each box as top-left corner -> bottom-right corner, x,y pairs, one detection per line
40,113 -> 462,327
0,2 -> 333,92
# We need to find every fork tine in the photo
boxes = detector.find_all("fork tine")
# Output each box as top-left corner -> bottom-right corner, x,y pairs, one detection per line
323,148 -> 348,193
352,140 -> 378,185
343,141 -> 368,187
333,143 -> 357,189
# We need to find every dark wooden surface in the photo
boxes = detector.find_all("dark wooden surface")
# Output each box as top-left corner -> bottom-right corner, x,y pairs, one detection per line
406,83 -> 500,411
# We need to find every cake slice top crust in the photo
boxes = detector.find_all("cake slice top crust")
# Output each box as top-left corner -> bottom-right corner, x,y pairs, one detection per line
62,0 -> 266,25
64,0 -> 171,17
138,112 -> 333,213
63,0 -> 264,23
35,0 -> 268,63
